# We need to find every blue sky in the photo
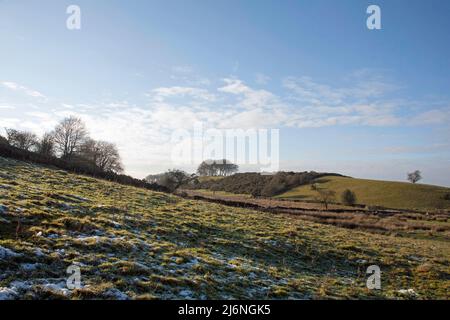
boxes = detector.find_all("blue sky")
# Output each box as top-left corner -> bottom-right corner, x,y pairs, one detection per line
1,0 -> 449,185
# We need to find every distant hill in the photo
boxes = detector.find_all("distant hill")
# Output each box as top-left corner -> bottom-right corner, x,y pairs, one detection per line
277,175 -> 450,211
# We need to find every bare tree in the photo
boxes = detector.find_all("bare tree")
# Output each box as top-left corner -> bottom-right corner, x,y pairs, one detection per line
36,132 -> 55,157
197,161 -> 212,176
222,161 -> 239,176
4,128 -> 38,151
407,170 -> 422,184
80,138 -> 123,173
93,141 -> 123,173
315,188 -> 336,210
52,116 -> 87,159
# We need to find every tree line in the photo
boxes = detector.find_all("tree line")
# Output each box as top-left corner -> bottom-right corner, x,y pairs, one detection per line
3,116 -> 123,174
196,159 -> 239,177
0,117 -> 168,193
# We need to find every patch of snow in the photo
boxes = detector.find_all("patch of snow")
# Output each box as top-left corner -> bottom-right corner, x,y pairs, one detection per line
407,255 -> 424,262
0,246 -> 21,259
42,281 -> 70,296
72,261 -> 88,267
34,248 -> 46,258
340,277 -> 355,285
133,262 -> 150,271
76,235 -> 101,243
70,195 -> 89,202
264,240 -> 278,246
0,205 -> 7,214
20,263 -> 40,271
398,289 -> 418,297
0,287 -> 18,300
179,258 -> 200,269
103,288 -> 129,300
179,289 -> 193,298
59,203 -> 73,210
111,221 -> 122,228
9,280 -> 32,292
356,259 -> 367,264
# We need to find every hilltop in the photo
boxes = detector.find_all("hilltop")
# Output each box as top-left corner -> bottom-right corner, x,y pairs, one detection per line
0,156 -> 449,299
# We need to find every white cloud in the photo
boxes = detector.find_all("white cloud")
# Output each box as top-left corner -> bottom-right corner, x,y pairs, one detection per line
1,81 -> 46,99
409,108 -> 450,125
149,86 -> 216,102
281,74 -> 405,127
218,78 -> 276,109
0,118 -> 20,129
0,105 -> 15,110
255,73 -> 271,85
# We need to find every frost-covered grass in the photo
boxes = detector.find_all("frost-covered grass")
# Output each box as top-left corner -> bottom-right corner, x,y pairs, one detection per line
0,156 -> 449,299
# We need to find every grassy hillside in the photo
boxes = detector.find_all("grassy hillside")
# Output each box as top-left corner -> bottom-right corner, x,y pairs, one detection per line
0,157 -> 449,299
277,176 -> 450,211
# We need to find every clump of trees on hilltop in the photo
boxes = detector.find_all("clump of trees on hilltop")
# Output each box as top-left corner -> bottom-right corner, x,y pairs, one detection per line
3,116 -> 123,174
146,160 -> 239,193
197,159 -> 239,177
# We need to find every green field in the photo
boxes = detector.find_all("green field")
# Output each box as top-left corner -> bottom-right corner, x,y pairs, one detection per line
197,176 -> 225,183
277,176 -> 450,211
0,157 -> 449,299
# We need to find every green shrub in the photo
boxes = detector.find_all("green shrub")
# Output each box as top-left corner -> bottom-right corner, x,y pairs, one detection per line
341,189 -> 357,206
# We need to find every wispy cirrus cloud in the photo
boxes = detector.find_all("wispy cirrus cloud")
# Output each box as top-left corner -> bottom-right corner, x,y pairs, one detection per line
408,108 -> 450,125
169,65 -> 211,86
218,78 -> 277,110
1,81 -> 47,99
148,86 -> 216,102
255,73 -> 271,85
